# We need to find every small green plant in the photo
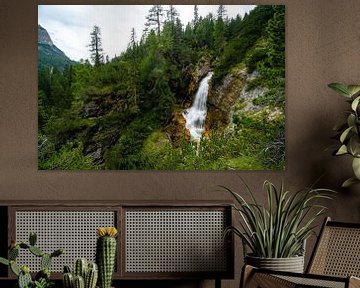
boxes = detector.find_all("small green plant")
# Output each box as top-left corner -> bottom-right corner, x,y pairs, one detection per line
328,83 -> 360,187
62,258 -> 98,288
0,232 -> 63,288
222,179 -> 334,258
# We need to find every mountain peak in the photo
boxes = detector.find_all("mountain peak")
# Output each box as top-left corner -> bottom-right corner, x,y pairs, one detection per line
38,25 -> 75,70
38,25 -> 54,46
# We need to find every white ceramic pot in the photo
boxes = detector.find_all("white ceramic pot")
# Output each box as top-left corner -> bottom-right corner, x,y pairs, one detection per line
245,254 -> 305,273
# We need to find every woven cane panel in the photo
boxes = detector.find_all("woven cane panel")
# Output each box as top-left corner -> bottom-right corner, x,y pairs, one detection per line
310,226 -> 360,277
277,275 -> 345,288
15,211 -> 115,272
125,210 -> 227,273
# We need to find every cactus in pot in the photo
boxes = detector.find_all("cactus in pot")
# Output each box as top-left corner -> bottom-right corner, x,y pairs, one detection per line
96,227 -> 118,288
62,259 -> 98,288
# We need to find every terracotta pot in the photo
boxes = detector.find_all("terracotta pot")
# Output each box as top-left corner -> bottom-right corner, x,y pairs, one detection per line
245,254 -> 305,273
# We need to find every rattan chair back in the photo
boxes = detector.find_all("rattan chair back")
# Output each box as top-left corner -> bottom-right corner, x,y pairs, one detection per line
307,217 -> 360,278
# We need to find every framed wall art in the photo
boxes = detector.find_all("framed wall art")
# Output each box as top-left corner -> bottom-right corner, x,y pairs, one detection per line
37,4 -> 285,170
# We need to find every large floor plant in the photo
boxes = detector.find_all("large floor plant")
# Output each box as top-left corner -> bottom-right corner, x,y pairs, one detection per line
223,179 -> 334,260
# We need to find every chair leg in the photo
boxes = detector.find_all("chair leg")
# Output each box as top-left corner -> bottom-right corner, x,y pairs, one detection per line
240,265 -> 255,288
215,278 -> 221,288
240,265 -> 296,288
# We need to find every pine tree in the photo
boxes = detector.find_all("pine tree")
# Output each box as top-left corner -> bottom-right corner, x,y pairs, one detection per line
217,5 -> 226,20
128,27 -> 139,109
166,5 -> 179,24
214,13 -> 226,52
129,27 -> 137,51
88,25 -> 104,66
265,5 -> 285,70
193,5 -> 199,26
145,5 -> 164,37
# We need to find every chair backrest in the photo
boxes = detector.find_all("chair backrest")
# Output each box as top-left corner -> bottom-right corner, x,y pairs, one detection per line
307,217 -> 360,277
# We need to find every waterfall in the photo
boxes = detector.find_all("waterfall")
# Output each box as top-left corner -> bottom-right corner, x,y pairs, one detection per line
183,72 -> 213,141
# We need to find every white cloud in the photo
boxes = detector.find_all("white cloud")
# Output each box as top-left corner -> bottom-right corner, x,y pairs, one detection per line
38,5 -> 256,61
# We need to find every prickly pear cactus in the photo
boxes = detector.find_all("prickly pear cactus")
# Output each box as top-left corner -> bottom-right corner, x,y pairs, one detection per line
29,245 -> 44,257
96,227 -> 118,288
40,253 -> 52,270
9,246 -> 19,260
18,267 -> 32,288
0,232 -> 63,288
29,232 -> 37,246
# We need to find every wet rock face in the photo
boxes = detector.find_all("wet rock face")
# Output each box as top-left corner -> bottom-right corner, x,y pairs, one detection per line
188,58 -> 211,96
207,67 -> 247,129
82,102 -> 100,118
165,110 -> 190,147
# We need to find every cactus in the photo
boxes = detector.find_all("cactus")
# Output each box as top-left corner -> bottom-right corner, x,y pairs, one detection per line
29,232 -> 37,246
10,260 -> 20,276
18,270 -> 32,288
64,265 -> 72,273
9,246 -> 19,260
85,262 -> 98,288
0,257 -> 9,266
0,232 -> 63,288
29,245 -> 44,257
74,258 -> 87,279
74,275 -> 85,288
63,272 -> 74,288
96,227 -> 118,288
41,253 -> 52,270
63,259 -> 98,288
51,248 -> 64,257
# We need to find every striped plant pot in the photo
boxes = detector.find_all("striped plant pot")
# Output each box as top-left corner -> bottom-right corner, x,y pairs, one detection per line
245,254 -> 305,273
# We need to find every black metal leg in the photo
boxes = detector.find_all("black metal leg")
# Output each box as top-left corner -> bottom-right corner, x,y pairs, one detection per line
215,278 -> 221,288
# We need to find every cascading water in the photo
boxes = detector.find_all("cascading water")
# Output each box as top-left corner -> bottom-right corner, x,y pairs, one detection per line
183,72 -> 213,141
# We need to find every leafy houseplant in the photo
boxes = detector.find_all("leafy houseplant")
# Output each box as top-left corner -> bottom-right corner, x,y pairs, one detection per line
223,180 -> 334,272
0,232 -> 63,288
328,83 -> 360,187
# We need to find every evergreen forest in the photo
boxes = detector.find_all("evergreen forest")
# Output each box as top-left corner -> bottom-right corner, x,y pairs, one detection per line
38,5 -> 285,170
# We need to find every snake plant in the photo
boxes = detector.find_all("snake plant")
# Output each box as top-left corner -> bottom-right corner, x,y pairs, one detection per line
328,83 -> 360,187
223,179 -> 334,258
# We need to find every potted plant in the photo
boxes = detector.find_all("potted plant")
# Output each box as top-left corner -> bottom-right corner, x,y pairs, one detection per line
222,179 -> 334,273
328,83 -> 360,187
0,232 -> 63,288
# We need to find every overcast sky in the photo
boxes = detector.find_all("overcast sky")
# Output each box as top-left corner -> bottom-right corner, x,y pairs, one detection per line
38,5 -> 256,61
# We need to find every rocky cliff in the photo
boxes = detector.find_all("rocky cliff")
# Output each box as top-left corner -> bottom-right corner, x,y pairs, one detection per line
38,25 -> 75,70
38,25 -> 54,45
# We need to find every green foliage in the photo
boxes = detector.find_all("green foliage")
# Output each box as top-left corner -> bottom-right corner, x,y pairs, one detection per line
38,43 -> 75,71
39,141 -> 97,170
328,82 -> 360,187
223,179 -> 335,258
33,278 -> 54,288
104,113 -> 159,169
213,5 -> 276,84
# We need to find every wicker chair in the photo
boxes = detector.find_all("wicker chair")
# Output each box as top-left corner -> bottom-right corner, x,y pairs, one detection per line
241,217 -> 360,288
